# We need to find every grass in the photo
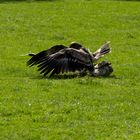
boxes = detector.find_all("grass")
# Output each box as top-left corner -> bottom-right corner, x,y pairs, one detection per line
0,0 -> 140,139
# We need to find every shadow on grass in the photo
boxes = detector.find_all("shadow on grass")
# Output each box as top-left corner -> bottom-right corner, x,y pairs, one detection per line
0,0 -> 59,3
31,74 -> 82,80
30,74 -> 117,80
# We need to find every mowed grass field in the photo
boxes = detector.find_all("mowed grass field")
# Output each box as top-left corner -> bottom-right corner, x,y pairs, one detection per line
0,0 -> 140,139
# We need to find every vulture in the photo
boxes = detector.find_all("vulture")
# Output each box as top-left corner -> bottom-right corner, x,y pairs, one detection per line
27,42 -> 113,77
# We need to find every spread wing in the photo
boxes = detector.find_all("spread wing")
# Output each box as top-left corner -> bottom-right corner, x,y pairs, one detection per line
36,48 -> 93,77
27,45 -> 67,66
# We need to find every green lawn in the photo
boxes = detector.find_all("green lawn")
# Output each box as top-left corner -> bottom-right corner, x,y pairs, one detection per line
0,0 -> 140,139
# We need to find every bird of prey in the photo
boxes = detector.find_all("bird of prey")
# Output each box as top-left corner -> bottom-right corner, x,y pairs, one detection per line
27,42 -> 113,77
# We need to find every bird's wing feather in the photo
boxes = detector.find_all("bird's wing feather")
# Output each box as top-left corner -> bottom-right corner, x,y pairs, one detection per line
27,45 -> 67,66
46,45 -> 67,55
36,49 -> 92,76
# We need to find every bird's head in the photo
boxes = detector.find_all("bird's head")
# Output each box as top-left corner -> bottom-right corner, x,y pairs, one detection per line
69,42 -> 83,49
92,61 -> 113,77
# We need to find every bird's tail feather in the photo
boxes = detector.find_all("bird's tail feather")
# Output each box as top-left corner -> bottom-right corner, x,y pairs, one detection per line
93,41 -> 111,60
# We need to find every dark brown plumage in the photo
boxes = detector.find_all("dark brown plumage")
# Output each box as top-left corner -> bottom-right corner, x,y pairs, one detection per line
27,42 -> 111,77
